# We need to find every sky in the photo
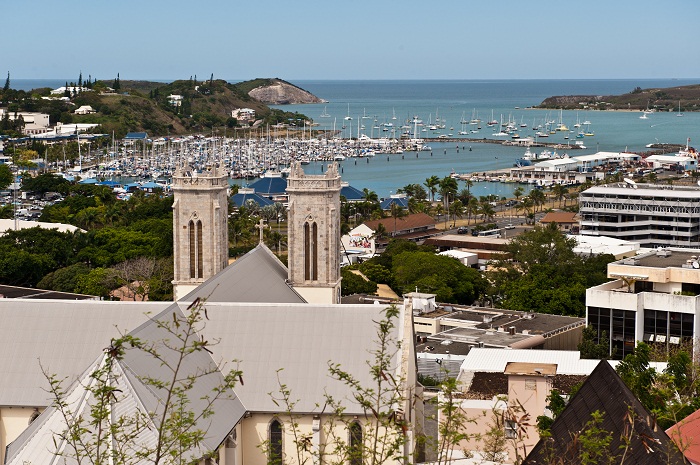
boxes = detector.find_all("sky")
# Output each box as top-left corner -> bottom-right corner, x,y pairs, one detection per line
4,0 -> 700,82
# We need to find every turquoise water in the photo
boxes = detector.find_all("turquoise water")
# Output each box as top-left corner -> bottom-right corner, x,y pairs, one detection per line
271,79 -> 699,197
13,78 -> 699,198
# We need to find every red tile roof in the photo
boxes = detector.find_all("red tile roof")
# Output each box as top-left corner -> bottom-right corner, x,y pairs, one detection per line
540,211 -> 577,224
668,408 -> 700,465
363,212 -> 436,235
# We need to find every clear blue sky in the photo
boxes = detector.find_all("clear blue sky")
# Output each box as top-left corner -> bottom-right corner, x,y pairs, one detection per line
5,0 -> 700,82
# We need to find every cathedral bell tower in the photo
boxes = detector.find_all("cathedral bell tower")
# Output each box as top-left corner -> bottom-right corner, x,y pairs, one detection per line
172,162 -> 229,300
286,162 -> 342,304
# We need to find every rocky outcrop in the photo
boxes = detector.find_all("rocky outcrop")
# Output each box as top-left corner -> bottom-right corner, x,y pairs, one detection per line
248,79 -> 326,105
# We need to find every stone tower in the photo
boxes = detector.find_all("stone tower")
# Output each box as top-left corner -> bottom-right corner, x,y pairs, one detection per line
286,161 -> 342,304
172,162 -> 229,300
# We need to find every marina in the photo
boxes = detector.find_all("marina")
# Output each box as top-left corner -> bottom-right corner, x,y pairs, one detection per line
8,79 -> 700,200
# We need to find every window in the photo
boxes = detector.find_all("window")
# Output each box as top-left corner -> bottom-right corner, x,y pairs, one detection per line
349,421 -> 363,465
303,221 -> 318,281
188,219 -> 204,279
505,419 -> 517,439
269,419 -> 283,465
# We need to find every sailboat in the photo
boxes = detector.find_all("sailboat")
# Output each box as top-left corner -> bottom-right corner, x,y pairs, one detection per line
320,106 -> 330,118
344,103 -> 352,121
677,101 -> 684,117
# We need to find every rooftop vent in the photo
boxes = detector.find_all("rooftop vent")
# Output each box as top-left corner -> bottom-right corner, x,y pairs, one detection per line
508,326 -> 516,336
656,248 -> 671,257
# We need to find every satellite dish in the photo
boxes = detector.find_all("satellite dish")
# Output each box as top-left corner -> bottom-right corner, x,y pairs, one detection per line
624,178 -> 636,185
693,261 -> 700,269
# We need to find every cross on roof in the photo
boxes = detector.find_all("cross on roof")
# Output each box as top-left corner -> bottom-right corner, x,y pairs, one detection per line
256,218 -> 267,244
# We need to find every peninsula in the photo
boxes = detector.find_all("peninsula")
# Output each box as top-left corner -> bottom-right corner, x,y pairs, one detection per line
536,83 -> 700,112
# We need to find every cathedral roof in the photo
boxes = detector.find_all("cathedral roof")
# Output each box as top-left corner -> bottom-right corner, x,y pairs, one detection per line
5,305 -> 246,465
181,243 -> 306,304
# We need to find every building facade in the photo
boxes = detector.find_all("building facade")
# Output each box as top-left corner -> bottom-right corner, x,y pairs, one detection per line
171,163 -> 230,300
579,183 -> 700,248
586,247 -> 700,359
286,161 -> 342,304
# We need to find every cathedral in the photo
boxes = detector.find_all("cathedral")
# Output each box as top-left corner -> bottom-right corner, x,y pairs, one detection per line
0,161 -> 422,465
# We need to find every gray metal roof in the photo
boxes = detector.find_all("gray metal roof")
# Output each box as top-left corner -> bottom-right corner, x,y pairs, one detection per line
181,244 -> 306,303
0,300 -> 167,407
5,305 -> 246,465
197,302 -> 401,414
0,299 -> 401,416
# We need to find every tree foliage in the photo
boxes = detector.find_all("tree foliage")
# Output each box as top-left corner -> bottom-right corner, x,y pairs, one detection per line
487,223 -> 615,316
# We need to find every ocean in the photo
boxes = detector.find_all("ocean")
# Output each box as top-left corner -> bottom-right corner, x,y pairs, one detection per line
270,79 -> 700,197
12,78 -> 700,198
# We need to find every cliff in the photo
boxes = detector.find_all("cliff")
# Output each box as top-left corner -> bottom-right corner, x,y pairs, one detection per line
239,78 -> 326,105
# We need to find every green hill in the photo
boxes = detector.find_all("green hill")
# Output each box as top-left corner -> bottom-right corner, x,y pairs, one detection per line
1,77 -> 317,138
537,83 -> 700,112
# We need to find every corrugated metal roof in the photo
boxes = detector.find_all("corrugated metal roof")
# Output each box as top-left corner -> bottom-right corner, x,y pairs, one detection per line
181,244 -> 305,303
0,299 -> 400,416
6,305 -> 246,465
196,302 -> 401,414
0,300 -> 168,407
459,348 -> 599,376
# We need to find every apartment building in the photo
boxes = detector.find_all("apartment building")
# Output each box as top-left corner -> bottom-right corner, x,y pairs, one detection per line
586,247 -> 700,358
580,183 -> 700,248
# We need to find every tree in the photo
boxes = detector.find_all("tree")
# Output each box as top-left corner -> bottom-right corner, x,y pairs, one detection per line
43,299 -> 243,465
3,71 -> 9,92
341,267 -> 378,296
578,326 -> 612,359
0,164 -> 12,189
434,377 -> 474,465
487,223 -> 614,316
424,175 -> 440,202
389,202 -> 407,236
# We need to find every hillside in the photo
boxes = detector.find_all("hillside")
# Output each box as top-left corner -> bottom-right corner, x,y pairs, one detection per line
537,83 -> 700,112
238,78 -> 326,105
63,78 -> 310,137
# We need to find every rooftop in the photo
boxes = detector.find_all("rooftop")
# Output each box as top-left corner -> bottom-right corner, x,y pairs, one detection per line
616,247 -> 700,269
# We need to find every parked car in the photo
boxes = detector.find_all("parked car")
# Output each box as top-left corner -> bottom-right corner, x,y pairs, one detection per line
457,226 -> 468,234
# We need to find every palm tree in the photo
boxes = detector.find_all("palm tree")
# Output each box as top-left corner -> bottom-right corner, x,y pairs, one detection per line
424,175 -> 440,202
449,199 -> 464,227
513,186 -> 524,202
528,189 -> 546,213
518,197 -> 535,223
551,184 -> 569,207
465,197 -> 479,225
389,202 -> 407,236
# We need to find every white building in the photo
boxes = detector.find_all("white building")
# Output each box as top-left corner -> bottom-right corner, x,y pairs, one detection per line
73,105 -> 96,115
167,94 -> 183,106
586,247 -> 700,359
645,154 -> 696,171
232,108 -> 256,123
50,86 -> 89,95
579,183 -> 700,248
0,109 -> 51,135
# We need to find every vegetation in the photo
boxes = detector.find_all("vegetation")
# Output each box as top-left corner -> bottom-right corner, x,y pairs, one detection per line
487,222 -> 614,316
616,341 -> 700,430
537,83 -> 700,112
0,75 -> 313,138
